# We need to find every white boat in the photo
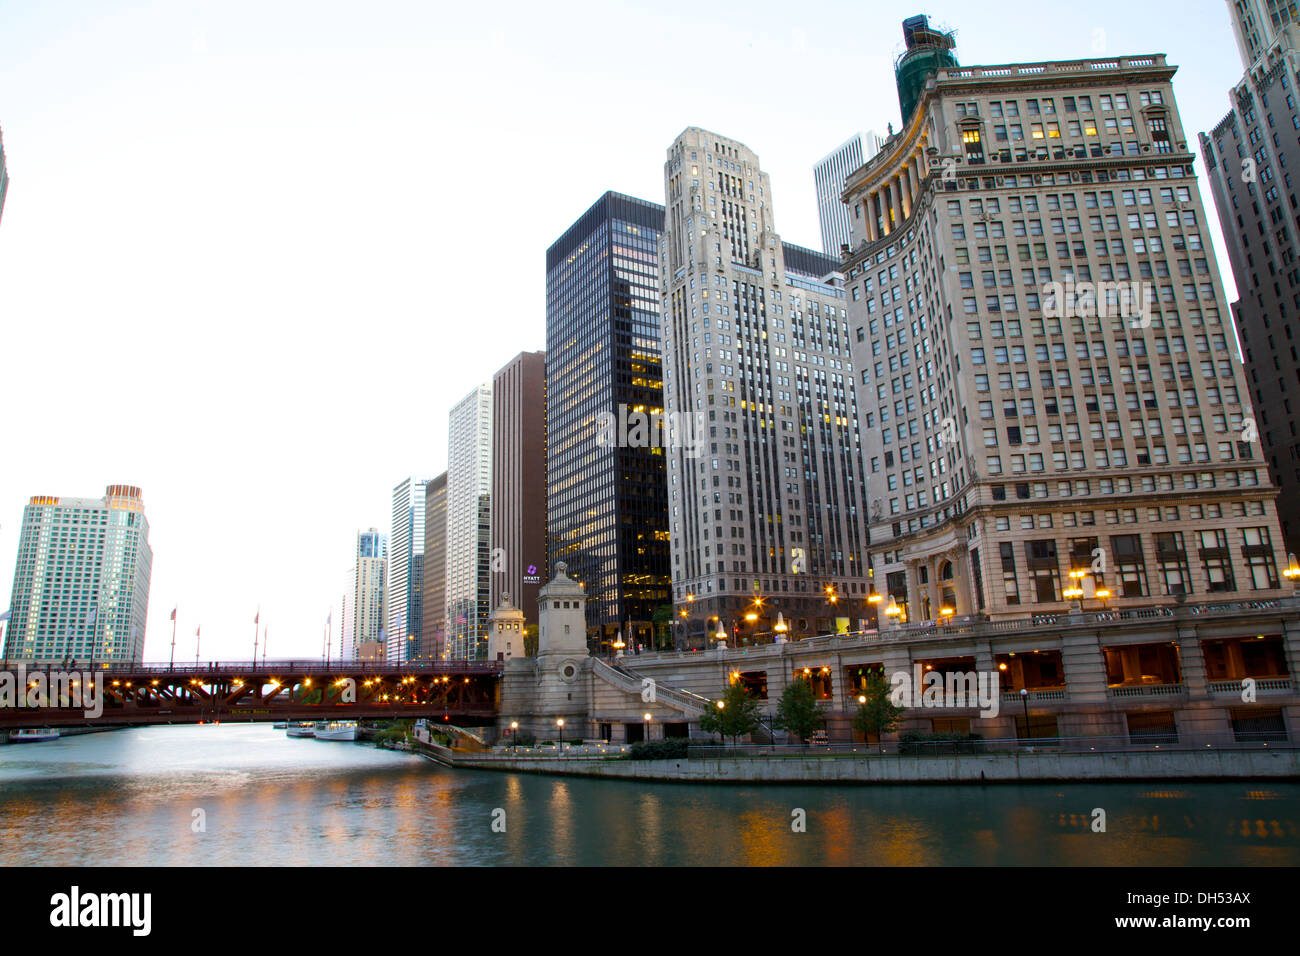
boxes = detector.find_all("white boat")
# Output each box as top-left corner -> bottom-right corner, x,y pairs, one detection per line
271,721 -> 288,729
285,721 -> 316,738
10,728 -> 60,743
312,720 -> 358,741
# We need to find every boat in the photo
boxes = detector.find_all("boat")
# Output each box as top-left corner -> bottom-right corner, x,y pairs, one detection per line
285,721 -> 316,738
10,728 -> 60,743
271,721 -> 288,729
312,720 -> 358,742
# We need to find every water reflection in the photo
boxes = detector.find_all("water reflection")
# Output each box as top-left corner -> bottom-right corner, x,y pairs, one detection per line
1,725 -> 1298,866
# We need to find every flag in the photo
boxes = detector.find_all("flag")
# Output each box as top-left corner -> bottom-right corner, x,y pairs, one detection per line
86,603 -> 97,625
170,607 -> 177,622
195,627 -> 201,637
255,610 -> 260,625
0,609 -> 10,623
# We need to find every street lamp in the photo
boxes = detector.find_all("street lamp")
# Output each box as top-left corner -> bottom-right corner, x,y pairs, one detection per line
510,720 -> 519,755
556,717 -> 564,748
774,611 -> 789,644
1019,687 -> 1030,743
884,596 -> 903,625
643,712 -> 652,742
1285,553 -> 1300,586
714,620 -> 728,649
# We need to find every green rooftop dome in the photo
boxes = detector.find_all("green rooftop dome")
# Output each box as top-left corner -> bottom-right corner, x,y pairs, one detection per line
895,14 -> 958,127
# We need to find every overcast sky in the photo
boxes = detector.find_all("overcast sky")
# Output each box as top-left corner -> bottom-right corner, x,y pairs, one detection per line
0,0 -> 1247,661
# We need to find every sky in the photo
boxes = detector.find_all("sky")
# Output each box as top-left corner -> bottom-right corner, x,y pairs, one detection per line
0,0 -> 1250,661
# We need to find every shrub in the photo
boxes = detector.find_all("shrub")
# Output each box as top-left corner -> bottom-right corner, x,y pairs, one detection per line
897,732 -> 984,755
628,738 -> 690,760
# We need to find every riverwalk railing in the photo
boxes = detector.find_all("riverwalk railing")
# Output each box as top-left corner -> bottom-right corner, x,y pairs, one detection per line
682,731 -> 1296,758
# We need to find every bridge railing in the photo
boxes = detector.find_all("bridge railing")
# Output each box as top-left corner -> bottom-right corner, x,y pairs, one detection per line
1,659 -> 504,676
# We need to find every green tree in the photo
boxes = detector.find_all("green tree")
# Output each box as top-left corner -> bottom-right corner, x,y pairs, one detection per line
697,680 -> 761,746
651,605 -> 675,651
773,677 -> 821,747
852,667 -> 905,753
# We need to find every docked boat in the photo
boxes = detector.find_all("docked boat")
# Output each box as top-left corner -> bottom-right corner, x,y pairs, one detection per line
10,728 -> 60,743
271,721 -> 288,729
312,720 -> 358,741
285,721 -> 316,738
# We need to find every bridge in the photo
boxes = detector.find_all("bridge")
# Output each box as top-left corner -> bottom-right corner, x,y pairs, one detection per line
0,659 -> 503,729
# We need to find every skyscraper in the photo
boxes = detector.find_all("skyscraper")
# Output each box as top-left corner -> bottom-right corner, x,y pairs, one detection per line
814,131 -> 886,254
491,351 -> 547,632
446,385 -> 493,660
422,472 -> 447,660
660,130 -> 872,644
344,528 -> 386,661
841,19 -> 1288,624
4,485 -> 153,663
0,125 -> 9,227
1200,0 -> 1300,551
546,192 -> 671,651
388,476 -> 429,663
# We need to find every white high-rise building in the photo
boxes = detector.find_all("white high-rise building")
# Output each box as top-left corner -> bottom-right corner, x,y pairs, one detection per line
1226,0 -> 1300,72
4,485 -> 153,663
388,477 -> 429,663
814,130 -> 886,255
344,528 -> 386,660
660,128 -> 873,642
446,384 -> 493,660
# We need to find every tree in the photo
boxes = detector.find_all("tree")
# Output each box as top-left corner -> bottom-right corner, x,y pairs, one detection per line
852,667 -> 905,753
773,678 -> 821,747
697,680 -> 761,746
651,605 -> 675,651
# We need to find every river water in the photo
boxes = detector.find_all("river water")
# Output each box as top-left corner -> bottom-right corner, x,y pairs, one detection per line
1,724 -> 1297,866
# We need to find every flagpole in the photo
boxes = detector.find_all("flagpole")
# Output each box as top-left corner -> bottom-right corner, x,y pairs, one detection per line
169,608 -> 177,670
253,609 -> 259,666
263,625 -> 268,666
195,626 -> 200,667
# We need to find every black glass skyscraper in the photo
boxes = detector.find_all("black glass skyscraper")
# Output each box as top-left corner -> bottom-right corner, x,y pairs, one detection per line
546,192 -> 670,651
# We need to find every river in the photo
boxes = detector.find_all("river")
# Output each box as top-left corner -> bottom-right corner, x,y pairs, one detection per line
1,724 -> 1297,866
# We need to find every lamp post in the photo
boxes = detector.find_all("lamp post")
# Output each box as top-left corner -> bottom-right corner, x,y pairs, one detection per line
774,611 -> 789,644
510,720 -> 519,755
643,712 -> 652,743
556,717 -> 565,749
1019,687 -> 1030,743
884,596 -> 903,628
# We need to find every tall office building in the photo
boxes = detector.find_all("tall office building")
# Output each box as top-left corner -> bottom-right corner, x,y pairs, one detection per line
840,18 -> 1288,625
344,528 -> 386,661
446,386 -> 493,660
388,476 -> 429,663
0,125 -> 9,226
422,473 -> 448,659
4,485 -> 153,663
1201,1 -> 1300,552
814,131 -> 886,255
546,192 -> 671,650
660,130 -> 872,643
491,351 -> 547,633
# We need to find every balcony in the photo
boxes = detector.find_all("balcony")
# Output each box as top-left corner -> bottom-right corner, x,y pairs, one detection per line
1001,689 -> 1067,703
1107,683 -> 1187,699
1207,677 -> 1293,695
